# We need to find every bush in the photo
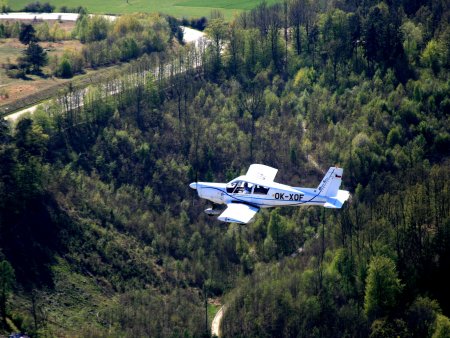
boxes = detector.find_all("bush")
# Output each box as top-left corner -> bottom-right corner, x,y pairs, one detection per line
22,1 -> 55,13
60,5 -> 85,13
0,23 -> 6,38
6,69 -> 26,79
0,88 -> 9,99
56,58 -> 73,78
183,17 -> 207,31
1,62 -> 17,70
433,315 -> 450,338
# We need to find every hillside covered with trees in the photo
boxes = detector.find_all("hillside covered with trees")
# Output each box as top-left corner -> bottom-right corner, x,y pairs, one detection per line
0,0 -> 449,336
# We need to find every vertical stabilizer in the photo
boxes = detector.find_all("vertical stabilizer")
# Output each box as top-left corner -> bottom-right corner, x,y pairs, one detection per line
317,167 -> 343,197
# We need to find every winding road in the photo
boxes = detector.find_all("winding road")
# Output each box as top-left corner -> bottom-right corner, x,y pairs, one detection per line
211,306 -> 224,337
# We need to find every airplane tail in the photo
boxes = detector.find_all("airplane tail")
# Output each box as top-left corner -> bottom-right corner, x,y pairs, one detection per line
317,167 -> 350,209
317,167 -> 343,197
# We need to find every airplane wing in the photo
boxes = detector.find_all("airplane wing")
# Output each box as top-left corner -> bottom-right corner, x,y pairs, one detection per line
246,164 -> 278,182
218,203 -> 260,224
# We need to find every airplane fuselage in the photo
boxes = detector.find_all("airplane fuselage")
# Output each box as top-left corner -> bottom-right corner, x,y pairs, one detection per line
190,181 -> 328,208
189,165 -> 350,223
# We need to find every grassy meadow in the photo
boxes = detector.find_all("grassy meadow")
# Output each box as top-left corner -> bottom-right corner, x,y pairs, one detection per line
10,0 -> 281,19
0,37 -> 81,108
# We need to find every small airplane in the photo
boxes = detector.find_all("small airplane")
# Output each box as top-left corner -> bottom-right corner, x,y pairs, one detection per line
189,164 -> 350,224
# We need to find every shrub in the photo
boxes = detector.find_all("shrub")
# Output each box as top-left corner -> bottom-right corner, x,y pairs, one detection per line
56,58 -> 73,78
6,69 -> 26,79
22,1 -> 55,13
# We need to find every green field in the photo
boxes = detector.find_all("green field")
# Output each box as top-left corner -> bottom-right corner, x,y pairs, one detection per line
10,0 -> 281,19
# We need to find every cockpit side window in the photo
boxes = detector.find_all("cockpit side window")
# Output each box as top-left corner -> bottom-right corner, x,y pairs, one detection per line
229,181 -> 254,194
253,185 -> 269,195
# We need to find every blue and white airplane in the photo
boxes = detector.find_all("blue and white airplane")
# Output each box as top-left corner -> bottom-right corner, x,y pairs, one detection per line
189,164 -> 350,224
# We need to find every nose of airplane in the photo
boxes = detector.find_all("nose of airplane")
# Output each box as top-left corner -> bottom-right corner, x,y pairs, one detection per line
189,182 -> 197,190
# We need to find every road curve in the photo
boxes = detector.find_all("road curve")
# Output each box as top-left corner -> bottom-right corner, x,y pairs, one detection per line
4,106 -> 38,122
211,306 -> 224,337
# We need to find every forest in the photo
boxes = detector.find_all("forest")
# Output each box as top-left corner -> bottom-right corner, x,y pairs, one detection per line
0,0 -> 449,336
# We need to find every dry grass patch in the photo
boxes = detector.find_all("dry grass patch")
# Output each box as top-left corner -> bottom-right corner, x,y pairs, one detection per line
0,38 -> 83,107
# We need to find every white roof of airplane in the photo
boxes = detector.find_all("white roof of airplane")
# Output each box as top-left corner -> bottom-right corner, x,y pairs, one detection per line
229,175 -> 302,193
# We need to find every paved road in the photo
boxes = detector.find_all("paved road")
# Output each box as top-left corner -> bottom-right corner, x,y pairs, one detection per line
0,12 -> 115,21
4,105 -> 39,122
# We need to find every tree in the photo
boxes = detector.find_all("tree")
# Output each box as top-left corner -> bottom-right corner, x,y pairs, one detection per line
236,74 -> 266,160
23,1 -> 55,13
49,22 -> 65,41
57,58 -> 73,78
1,0 -> 9,13
267,209 -> 288,257
205,17 -> 228,77
289,0 -> 305,55
75,15 -> 109,43
35,22 -> 50,41
20,41 -> 48,74
364,256 -> 402,321
433,314 -> 450,338
421,39 -> 444,75
119,37 -> 140,61
87,15 -> 110,42
10,21 -> 20,38
320,9 -> 352,81
267,4 -> 282,72
19,23 -> 36,45
401,20 -> 423,64
227,21 -> 243,76
362,3 -> 404,70
15,117 -> 48,158
407,297 -> 440,338
370,318 -> 409,338
0,260 -> 15,328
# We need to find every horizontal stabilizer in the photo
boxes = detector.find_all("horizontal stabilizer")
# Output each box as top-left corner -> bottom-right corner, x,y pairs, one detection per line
218,203 -> 259,224
324,190 -> 350,209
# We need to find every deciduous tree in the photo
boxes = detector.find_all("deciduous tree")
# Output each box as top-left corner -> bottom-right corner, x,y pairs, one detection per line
0,260 -> 15,328
364,256 -> 402,321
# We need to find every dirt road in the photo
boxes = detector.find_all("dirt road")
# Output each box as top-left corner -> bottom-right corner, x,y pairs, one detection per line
211,306 -> 224,337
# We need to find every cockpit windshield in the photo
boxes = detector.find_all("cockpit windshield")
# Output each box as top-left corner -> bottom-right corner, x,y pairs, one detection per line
226,182 -> 237,193
227,181 -> 253,194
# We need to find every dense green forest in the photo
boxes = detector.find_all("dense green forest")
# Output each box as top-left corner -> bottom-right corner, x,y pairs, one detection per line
1,0 -> 450,336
